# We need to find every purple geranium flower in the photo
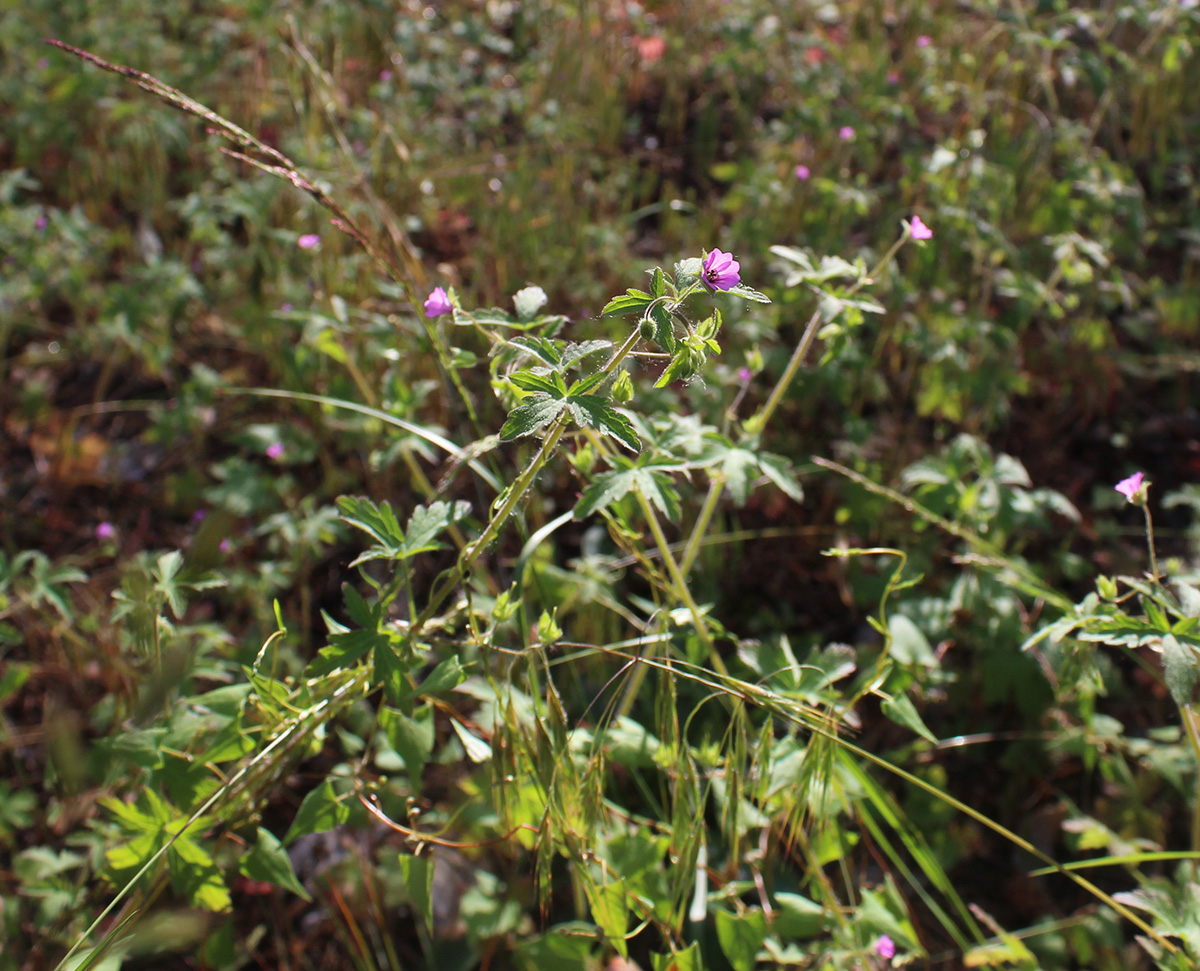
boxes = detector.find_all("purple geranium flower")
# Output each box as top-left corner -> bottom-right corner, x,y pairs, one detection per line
874,934 -> 896,959
96,522 -> 115,540
909,216 -> 933,240
266,442 -> 284,460
794,164 -> 810,181
1115,472 -> 1146,501
297,233 -> 320,249
838,125 -> 856,141
702,249 -> 741,291
917,34 -> 932,47
424,286 -> 453,318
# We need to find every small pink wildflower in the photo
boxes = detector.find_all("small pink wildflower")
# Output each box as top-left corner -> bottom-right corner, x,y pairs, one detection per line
635,35 -> 666,63
96,522 -> 115,540
1115,472 -> 1146,502
909,216 -> 933,240
35,214 -> 48,231
702,249 -> 741,291
794,164 -> 811,181
423,286 -> 453,318
737,366 -> 753,383
219,538 -> 232,553
839,126 -> 856,141
266,442 -> 284,460
874,934 -> 896,960
192,509 -> 207,523
886,71 -> 900,84
916,35 -> 932,47
297,233 -> 321,249
379,69 -> 393,82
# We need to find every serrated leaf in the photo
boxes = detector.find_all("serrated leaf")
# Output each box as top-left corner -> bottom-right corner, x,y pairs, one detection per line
650,302 -> 675,354
241,828 -> 312,901
601,291 -> 653,317
568,371 -> 608,396
567,397 -> 641,451
508,335 -> 562,367
881,694 -> 938,742
560,340 -> 613,368
380,706 -> 435,782
725,283 -> 771,303
374,639 -> 408,705
337,496 -> 405,551
573,465 -> 682,521
1162,635 -> 1197,708
714,908 -> 766,971
500,395 -> 566,441
651,266 -> 666,298
758,452 -> 804,503
718,447 -> 759,507
342,583 -> 378,630
510,370 -> 564,395
284,779 -> 348,844
403,501 -> 471,557
307,628 -> 381,676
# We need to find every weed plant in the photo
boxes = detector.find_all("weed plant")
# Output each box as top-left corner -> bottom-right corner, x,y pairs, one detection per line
3,1 -> 1200,970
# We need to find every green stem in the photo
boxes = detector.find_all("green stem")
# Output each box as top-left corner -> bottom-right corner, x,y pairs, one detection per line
750,229 -> 912,436
1142,503 -> 1160,584
680,474 -> 725,578
749,308 -> 822,434
1181,706 -> 1200,854
635,491 -> 727,676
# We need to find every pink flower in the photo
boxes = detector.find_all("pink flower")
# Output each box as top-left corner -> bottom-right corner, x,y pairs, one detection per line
737,367 -> 753,383
794,164 -> 811,181
635,35 -> 666,63
839,126 -> 856,141
874,934 -> 896,960
219,538 -> 232,553
266,442 -> 284,460
887,71 -> 900,84
297,233 -> 320,249
916,35 -> 932,47
702,249 -> 741,291
908,216 -> 933,240
1115,472 -> 1146,501
96,522 -> 115,540
35,214 -> 48,231
379,69 -> 393,82
423,286 -> 453,318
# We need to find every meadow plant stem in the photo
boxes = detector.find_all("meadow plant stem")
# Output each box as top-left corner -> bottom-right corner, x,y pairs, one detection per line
758,229 -> 910,435
752,308 -> 822,433
1181,705 -> 1200,852
414,415 -> 569,632
1142,504 -> 1160,583
635,492 -> 728,677
680,475 -> 725,578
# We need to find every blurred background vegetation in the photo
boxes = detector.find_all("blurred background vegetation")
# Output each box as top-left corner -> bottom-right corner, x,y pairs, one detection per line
4,0 -> 1200,968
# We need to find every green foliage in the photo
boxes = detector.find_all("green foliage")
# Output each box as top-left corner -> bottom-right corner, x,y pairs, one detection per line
5,1 -> 1200,969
